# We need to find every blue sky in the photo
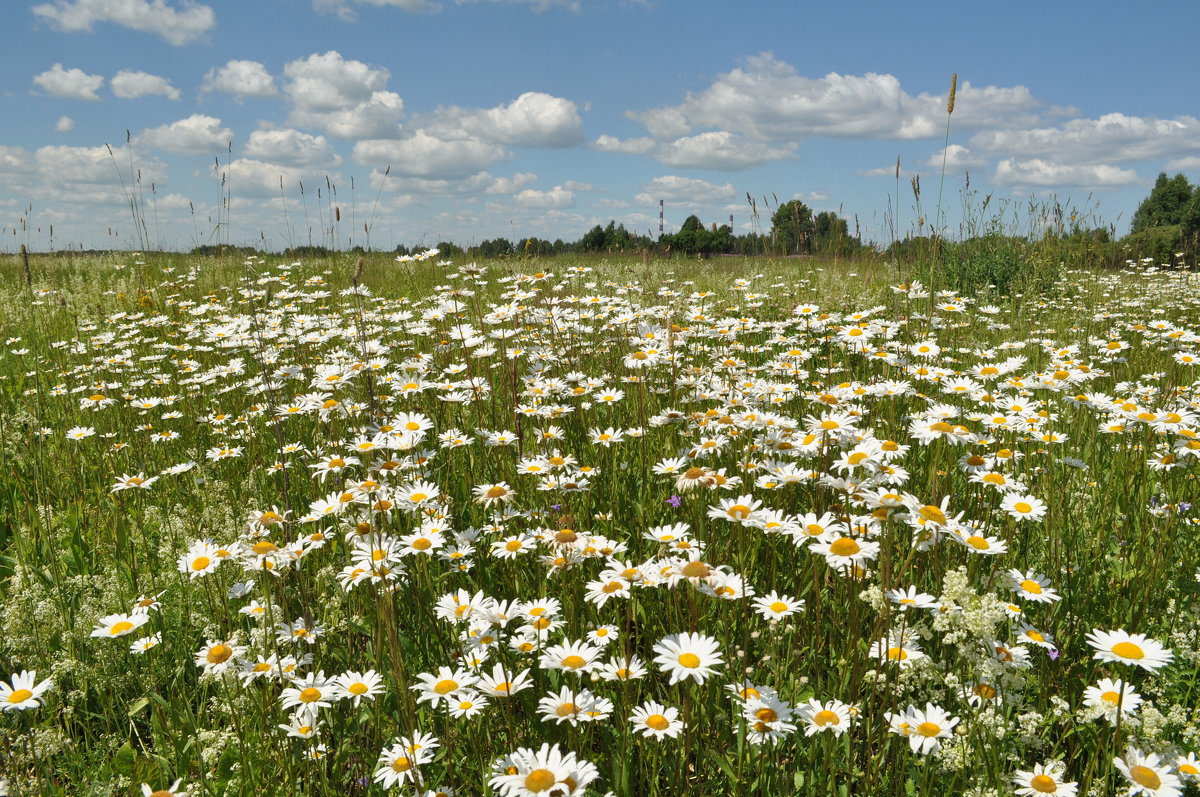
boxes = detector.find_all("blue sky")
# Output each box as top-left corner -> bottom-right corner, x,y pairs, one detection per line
3,0 -> 1199,252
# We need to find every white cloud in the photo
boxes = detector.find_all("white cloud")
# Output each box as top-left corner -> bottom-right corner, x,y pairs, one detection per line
924,144 -> 987,169
315,0 -> 579,15
32,0 -> 216,46
137,114 -> 232,155
513,185 -> 575,209
457,0 -> 581,10
56,116 -> 75,132
1166,156 -> 1200,171
426,92 -> 584,148
353,132 -> 509,178
283,51 -> 404,138
994,158 -> 1140,188
0,147 -> 36,176
111,70 -> 181,100
244,129 -> 341,168
859,164 -> 916,178
633,175 -> 735,205
202,60 -> 277,99
32,63 -> 103,101
562,180 -> 597,192
36,144 -> 166,187
314,0 -> 440,16
214,158 -> 326,198
483,172 -> 538,194
793,191 -> 827,202
655,131 -> 794,170
972,113 -> 1200,164
591,134 -> 655,154
629,53 -> 1047,142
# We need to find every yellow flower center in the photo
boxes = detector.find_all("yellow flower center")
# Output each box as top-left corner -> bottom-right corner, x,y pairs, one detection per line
412,538 -> 432,551
972,684 -> 997,700
916,722 -> 941,737
1014,502 -> 1033,514
191,556 -> 211,571
110,621 -> 134,635
1129,765 -> 1161,790
561,655 -> 587,669
299,687 -> 322,703
486,486 -> 507,498
680,561 -> 711,578
813,710 -> 839,726
678,652 -> 701,669
1111,641 -> 1145,660
769,601 -> 788,613
965,536 -> 990,550
524,769 -> 557,792
918,506 -> 947,525
348,683 -> 368,695
8,689 -> 33,704
505,540 -> 523,552
1020,579 -> 1043,595
886,647 -> 907,661
646,713 -> 670,730
1029,774 -> 1058,793
206,644 -> 232,664
755,707 -> 778,723
829,537 -> 860,556
391,756 -> 411,773
555,703 -> 578,717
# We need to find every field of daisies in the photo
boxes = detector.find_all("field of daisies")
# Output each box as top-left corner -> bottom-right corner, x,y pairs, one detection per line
0,250 -> 1198,796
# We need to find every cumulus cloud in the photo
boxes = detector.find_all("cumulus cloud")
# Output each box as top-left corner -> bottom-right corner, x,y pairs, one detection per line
36,144 -> 166,187
629,53 -> 1047,143
244,129 -> 341,168
483,172 -> 539,194
56,116 -> 75,132
137,114 -> 232,155
655,131 -> 794,170
313,0 -> 440,17
111,70 -> 181,100
32,63 -> 104,101
214,158 -> 327,198
513,185 -> 575,209
591,134 -> 655,155
994,158 -> 1140,188
32,0 -> 216,46
353,132 -> 509,178
283,51 -> 404,138
202,60 -> 277,99
1166,156 -> 1200,171
633,175 -> 735,205
426,92 -> 584,148
924,144 -> 988,169
971,113 -> 1200,165
314,0 -> 578,16
0,147 -> 36,176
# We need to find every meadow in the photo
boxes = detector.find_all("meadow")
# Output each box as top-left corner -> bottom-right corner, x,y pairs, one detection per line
0,247 -> 1198,796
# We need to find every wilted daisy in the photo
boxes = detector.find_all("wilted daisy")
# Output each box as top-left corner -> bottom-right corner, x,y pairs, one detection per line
1,670 -> 54,711
652,632 -> 723,684
1086,629 -> 1174,671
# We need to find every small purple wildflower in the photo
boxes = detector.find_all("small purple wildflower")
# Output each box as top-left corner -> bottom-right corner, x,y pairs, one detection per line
1047,648 -> 1059,661
667,495 -> 682,508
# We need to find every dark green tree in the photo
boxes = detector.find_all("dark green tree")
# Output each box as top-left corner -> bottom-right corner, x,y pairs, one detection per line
1131,172 -> 1195,232
769,200 -> 815,255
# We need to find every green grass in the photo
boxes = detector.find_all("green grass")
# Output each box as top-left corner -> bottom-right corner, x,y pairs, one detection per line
0,250 -> 1198,796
